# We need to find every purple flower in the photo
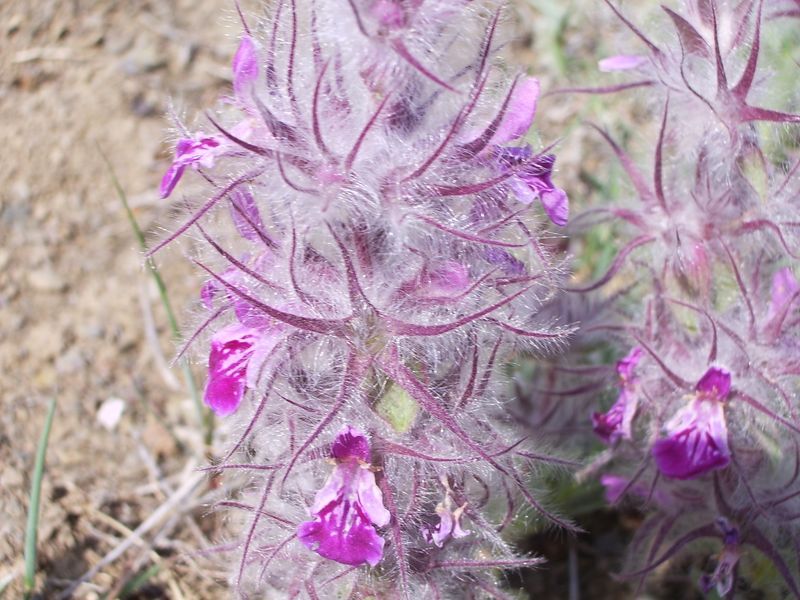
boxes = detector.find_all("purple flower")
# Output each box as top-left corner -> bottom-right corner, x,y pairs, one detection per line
204,323 -> 260,416
160,122 -> 253,199
592,347 -> 643,444
232,35 -> 258,102
160,37 -> 259,200
419,261 -> 470,299
600,473 -> 670,507
616,346 -> 644,382
496,147 -> 569,226
652,367 -> 732,480
204,310 -> 289,416
475,75 -> 569,226
598,54 -> 648,72
298,426 -> 390,567
160,137 -> 221,199
490,76 -> 540,147
422,487 -> 470,547
699,518 -> 741,597
484,247 -> 526,277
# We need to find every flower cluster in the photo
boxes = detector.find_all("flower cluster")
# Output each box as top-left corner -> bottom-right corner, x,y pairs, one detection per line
536,0 -> 800,595
156,0 -> 572,596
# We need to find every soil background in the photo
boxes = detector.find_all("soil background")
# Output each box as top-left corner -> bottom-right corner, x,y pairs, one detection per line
1,1 -> 257,596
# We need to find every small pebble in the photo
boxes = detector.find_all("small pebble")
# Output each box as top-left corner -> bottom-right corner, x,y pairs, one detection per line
97,397 -> 126,431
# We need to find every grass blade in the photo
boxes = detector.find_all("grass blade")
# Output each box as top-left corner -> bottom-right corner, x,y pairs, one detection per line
117,563 -> 162,599
23,397 -> 57,598
97,145 -> 213,446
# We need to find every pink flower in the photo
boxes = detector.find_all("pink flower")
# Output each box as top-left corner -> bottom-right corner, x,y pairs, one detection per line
232,35 -> 258,102
699,518 -> 741,597
204,323 -> 261,416
490,76 -> 540,147
204,310 -> 288,416
416,261 -> 470,300
598,54 -> 648,72
478,76 -> 569,227
297,426 -> 391,567
422,486 -> 470,547
600,474 -> 670,507
496,148 -> 569,226
160,122 -> 253,199
160,137 -> 222,198
592,347 -> 643,444
652,367 -> 732,480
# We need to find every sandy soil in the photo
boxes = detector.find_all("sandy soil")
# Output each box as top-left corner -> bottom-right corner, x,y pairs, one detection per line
0,0 -> 255,596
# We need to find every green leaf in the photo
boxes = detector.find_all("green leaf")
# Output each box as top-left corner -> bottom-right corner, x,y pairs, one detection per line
23,397 -> 57,598
375,382 -> 419,433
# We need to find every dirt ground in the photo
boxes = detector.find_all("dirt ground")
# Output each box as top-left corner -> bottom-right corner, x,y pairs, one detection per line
0,1 -> 622,597
0,0 -> 255,596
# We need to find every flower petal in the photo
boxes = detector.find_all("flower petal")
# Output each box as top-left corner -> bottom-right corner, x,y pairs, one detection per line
355,466 -> 391,527
229,189 -> 264,242
298,427 -> 389,567
506,153 -> 569,226
592,398 -> 625,444
653,398 -> 730,479
600,474 -> 671,507
540,188 -> 569,227
159,163 -> 187,199
508,176 -> 536,205
695,366 -> 731,400
492,77 -> 540,145
592,388 -> 637,444
331,425 -> 371,462
598,54 -> 648,72
204,323 -> 260,415
160,137 -> 223,198
297,490 -> 386,566
616,346 -> 643,381
426,500 -> 470,547
232,35 -> 258,101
